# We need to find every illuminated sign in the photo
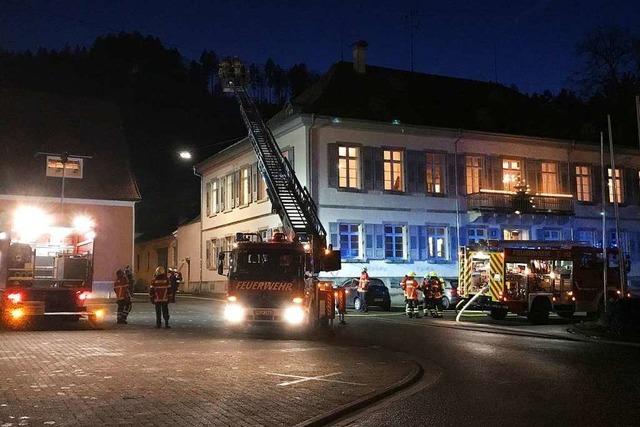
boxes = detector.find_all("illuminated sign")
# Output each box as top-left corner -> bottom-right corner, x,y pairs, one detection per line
234,281 -> 294,291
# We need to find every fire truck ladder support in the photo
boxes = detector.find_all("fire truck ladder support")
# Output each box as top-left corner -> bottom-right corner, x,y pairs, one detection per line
229,85 -> 327,248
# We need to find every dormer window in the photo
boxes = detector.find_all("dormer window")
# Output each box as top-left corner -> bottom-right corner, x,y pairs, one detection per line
46,156 -> 83,179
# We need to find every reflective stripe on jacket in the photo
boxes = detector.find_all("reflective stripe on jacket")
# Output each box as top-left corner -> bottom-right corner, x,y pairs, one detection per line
404,279 -> 419,300
113,277 -> 130,300
150,276 -> 170,303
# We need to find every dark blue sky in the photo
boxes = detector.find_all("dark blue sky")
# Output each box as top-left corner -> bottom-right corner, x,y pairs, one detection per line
2,0 -> 639,94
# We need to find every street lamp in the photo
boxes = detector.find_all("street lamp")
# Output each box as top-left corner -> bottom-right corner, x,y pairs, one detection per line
178,151 -> 192,160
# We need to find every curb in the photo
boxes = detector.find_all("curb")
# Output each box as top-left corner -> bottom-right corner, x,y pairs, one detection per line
295,360 -> 424,427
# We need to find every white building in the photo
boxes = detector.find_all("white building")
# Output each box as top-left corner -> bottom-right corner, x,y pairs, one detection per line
190,44 -> 640,293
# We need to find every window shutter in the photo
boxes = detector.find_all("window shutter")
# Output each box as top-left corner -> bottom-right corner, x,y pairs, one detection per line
409,225 -> 419,260
459,226 -> 468,246
327,144 -> 338,188
251,163 -> 258,202
329,223 -> 338,249
406,150 -> 422,193
569,163 -> 577,199
449,226 -> 458,261
374,224 -> 384,259
362,147 -> 374,191
525,159 -> 539,193
446,153 -> 456,196
205,182 -> 211,216
624,167 -> 637,205
488,156 -> 502,189
559,162 -> 570,194
592,165 -> 602,204
220,176 -> 226,211
418,226 -> 427,260
458,155 -> 467,195
373,148 -> 384,191
234,171 -> 240,208
205,240 -> 212,270
365,224 -> 374,259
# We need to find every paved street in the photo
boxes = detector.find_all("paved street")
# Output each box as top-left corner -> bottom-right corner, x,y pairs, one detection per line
333,311 -> 640,426
2,298 -> 640,426
0,298 -> 415,427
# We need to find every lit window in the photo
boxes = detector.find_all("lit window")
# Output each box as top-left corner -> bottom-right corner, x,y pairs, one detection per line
575,166 -> 592,202
384,224 -> 405,260
384,150 -> 404,191
467,227 -> 487,244
240,167 -> 250,206
338,146 -> 360,189
502,159 -> 521,191
46,156 -> 83,179
211,180 -> 219,214
466,156 -> 482,194
607,168 -> 624,203
541,162 -> 558,193
339,223 -> 360,259
427,226 -> 447,259
543,229 -> 562,241
425,153 -> 445,194
225,174 -> 234,210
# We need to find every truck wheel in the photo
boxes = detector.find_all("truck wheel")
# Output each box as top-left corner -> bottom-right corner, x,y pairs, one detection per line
490,308 -> 508,320
528,300 -> 550,325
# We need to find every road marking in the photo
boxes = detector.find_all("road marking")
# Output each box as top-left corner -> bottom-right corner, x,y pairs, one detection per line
266,372 -> 366,387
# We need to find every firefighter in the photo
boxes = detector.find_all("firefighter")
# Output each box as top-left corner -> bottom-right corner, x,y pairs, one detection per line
401,272 -> 420,318
124,265 -> 135,294
168,268 -> 179,303
424,272 -> 445,318
113,269 -> 131,324
150,266 -> 172,329
357,267 -> 370,313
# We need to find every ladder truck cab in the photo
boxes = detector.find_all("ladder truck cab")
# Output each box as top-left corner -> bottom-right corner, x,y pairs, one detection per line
0,206 -> 105,328
458,241 -> 626,324
217,58 -> 341,329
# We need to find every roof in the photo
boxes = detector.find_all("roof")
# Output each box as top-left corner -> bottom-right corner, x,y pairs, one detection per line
0,88 -> 141,201
284,61 -> 578,140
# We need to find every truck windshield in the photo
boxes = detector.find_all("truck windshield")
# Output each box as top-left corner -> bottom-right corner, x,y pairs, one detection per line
234,250 -> 303,279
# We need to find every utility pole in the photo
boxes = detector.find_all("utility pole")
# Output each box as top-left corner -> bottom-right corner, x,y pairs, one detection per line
607,115 -> 625,296
599,132 -> 607,313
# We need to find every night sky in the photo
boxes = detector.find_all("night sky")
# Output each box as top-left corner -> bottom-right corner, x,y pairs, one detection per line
1,0 -> 639,94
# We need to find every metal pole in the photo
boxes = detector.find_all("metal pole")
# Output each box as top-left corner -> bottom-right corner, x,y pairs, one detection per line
607,115 -> 625,296
454,132 -> 462,267
635,95 -> 640,151
600,132 -> 607,313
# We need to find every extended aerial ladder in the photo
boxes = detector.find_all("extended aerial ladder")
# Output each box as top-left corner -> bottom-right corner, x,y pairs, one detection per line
219,58 -> 335,273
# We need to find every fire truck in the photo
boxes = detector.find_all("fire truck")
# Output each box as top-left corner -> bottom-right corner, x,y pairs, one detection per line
0,206 -> 105,328
458,241 -> 624,324
215,58 -> 341,329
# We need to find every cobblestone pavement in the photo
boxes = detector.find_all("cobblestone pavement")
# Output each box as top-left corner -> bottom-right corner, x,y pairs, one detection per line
0,298 -> 414,426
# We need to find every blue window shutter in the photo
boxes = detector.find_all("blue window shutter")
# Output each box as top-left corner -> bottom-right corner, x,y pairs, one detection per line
419,226 -> 427,260
459,226 -> 467,246
489,228 -> 500,240
374,224 -> 384,259
563,229 -> 572,240
365,224 -> 374,259
449,226 -> 458,261
409,225 -> 419,260
329,223 -> 338,249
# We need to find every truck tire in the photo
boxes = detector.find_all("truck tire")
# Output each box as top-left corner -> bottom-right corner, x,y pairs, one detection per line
528,299 -> 550,325
490,308 -> 508,320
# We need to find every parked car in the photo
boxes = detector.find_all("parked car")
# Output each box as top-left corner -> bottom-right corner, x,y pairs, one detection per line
337,277 -> 391,311
441,280 -> 460,310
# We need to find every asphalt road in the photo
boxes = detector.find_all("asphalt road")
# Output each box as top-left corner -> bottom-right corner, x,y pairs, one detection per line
332,312 -> 640,426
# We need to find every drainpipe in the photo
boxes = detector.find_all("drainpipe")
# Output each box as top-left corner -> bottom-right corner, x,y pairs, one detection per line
193,166 -> 203,293
454,130 -> 463,263
307,114 -> 315,199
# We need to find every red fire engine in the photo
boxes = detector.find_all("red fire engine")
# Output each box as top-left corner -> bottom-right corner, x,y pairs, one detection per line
0,206 -> 105,328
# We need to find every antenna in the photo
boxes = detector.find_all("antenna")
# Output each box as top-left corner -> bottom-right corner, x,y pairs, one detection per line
402,9 -> 421,72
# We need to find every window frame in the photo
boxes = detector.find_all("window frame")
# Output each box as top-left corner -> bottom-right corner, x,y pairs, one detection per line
540,161 -> 559,194
425,152 -> 446,195
575,165 -> 592,202
465,155 -> 483,194
46,155 -> 84,179
426,226 -> 448,260
383,149 -> 405,192
384,223 -> 406,261
607,168 -> 624,204
337,144 -> 361,190
338,223 -> 362,260
502,158 -> 522,191
239,166 -> 251,207
467,226 -> 488,244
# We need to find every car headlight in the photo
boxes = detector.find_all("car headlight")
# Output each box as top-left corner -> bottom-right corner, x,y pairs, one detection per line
224,303 -> 245,323
283,305 -> 305,325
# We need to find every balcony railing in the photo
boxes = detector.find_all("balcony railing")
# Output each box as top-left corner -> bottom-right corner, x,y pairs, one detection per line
467,190 -> 574,215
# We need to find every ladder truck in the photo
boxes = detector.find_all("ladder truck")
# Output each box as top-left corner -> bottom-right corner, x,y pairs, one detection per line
216,58 -> 341,329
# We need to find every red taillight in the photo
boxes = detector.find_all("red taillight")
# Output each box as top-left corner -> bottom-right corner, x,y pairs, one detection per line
7,292 -> 22,304
77,291 -> 91,302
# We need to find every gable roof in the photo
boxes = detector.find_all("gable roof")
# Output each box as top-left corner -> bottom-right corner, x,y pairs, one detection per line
284,61 -> 576,140
0,88 -> 141,201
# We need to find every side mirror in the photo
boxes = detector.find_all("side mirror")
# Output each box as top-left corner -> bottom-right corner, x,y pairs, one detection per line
321,249 -> 342,272
217,253 -> 225,275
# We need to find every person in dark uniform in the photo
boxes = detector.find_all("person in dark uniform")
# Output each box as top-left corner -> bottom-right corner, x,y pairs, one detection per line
150,266 -> 171,329
113,269 -> 131,324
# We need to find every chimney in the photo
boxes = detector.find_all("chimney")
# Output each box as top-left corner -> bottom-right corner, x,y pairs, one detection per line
352,40 -> 368,74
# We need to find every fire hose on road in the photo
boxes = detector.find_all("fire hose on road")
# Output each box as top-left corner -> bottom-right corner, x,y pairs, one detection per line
456,284 -> 490,323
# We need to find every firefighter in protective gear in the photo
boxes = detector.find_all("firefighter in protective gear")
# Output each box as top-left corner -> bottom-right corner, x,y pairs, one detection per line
401,272 -> 420,318
150,266 -> 172,328
113,269 -> 131,324
423,271 -> 445,318
357,267 -> 370,313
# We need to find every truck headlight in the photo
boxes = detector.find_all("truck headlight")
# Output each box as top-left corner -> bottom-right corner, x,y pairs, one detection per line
283,306 -> 305,325
224,303 -> 245,323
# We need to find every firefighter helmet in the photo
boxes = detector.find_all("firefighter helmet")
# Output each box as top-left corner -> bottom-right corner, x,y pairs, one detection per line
154,266 -> 166,277
407,271 -> 416,277
116,269 -> 124,278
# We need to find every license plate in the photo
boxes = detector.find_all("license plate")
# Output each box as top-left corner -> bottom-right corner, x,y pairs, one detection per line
254,309 -> 273,316
374,298 -> 383,302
